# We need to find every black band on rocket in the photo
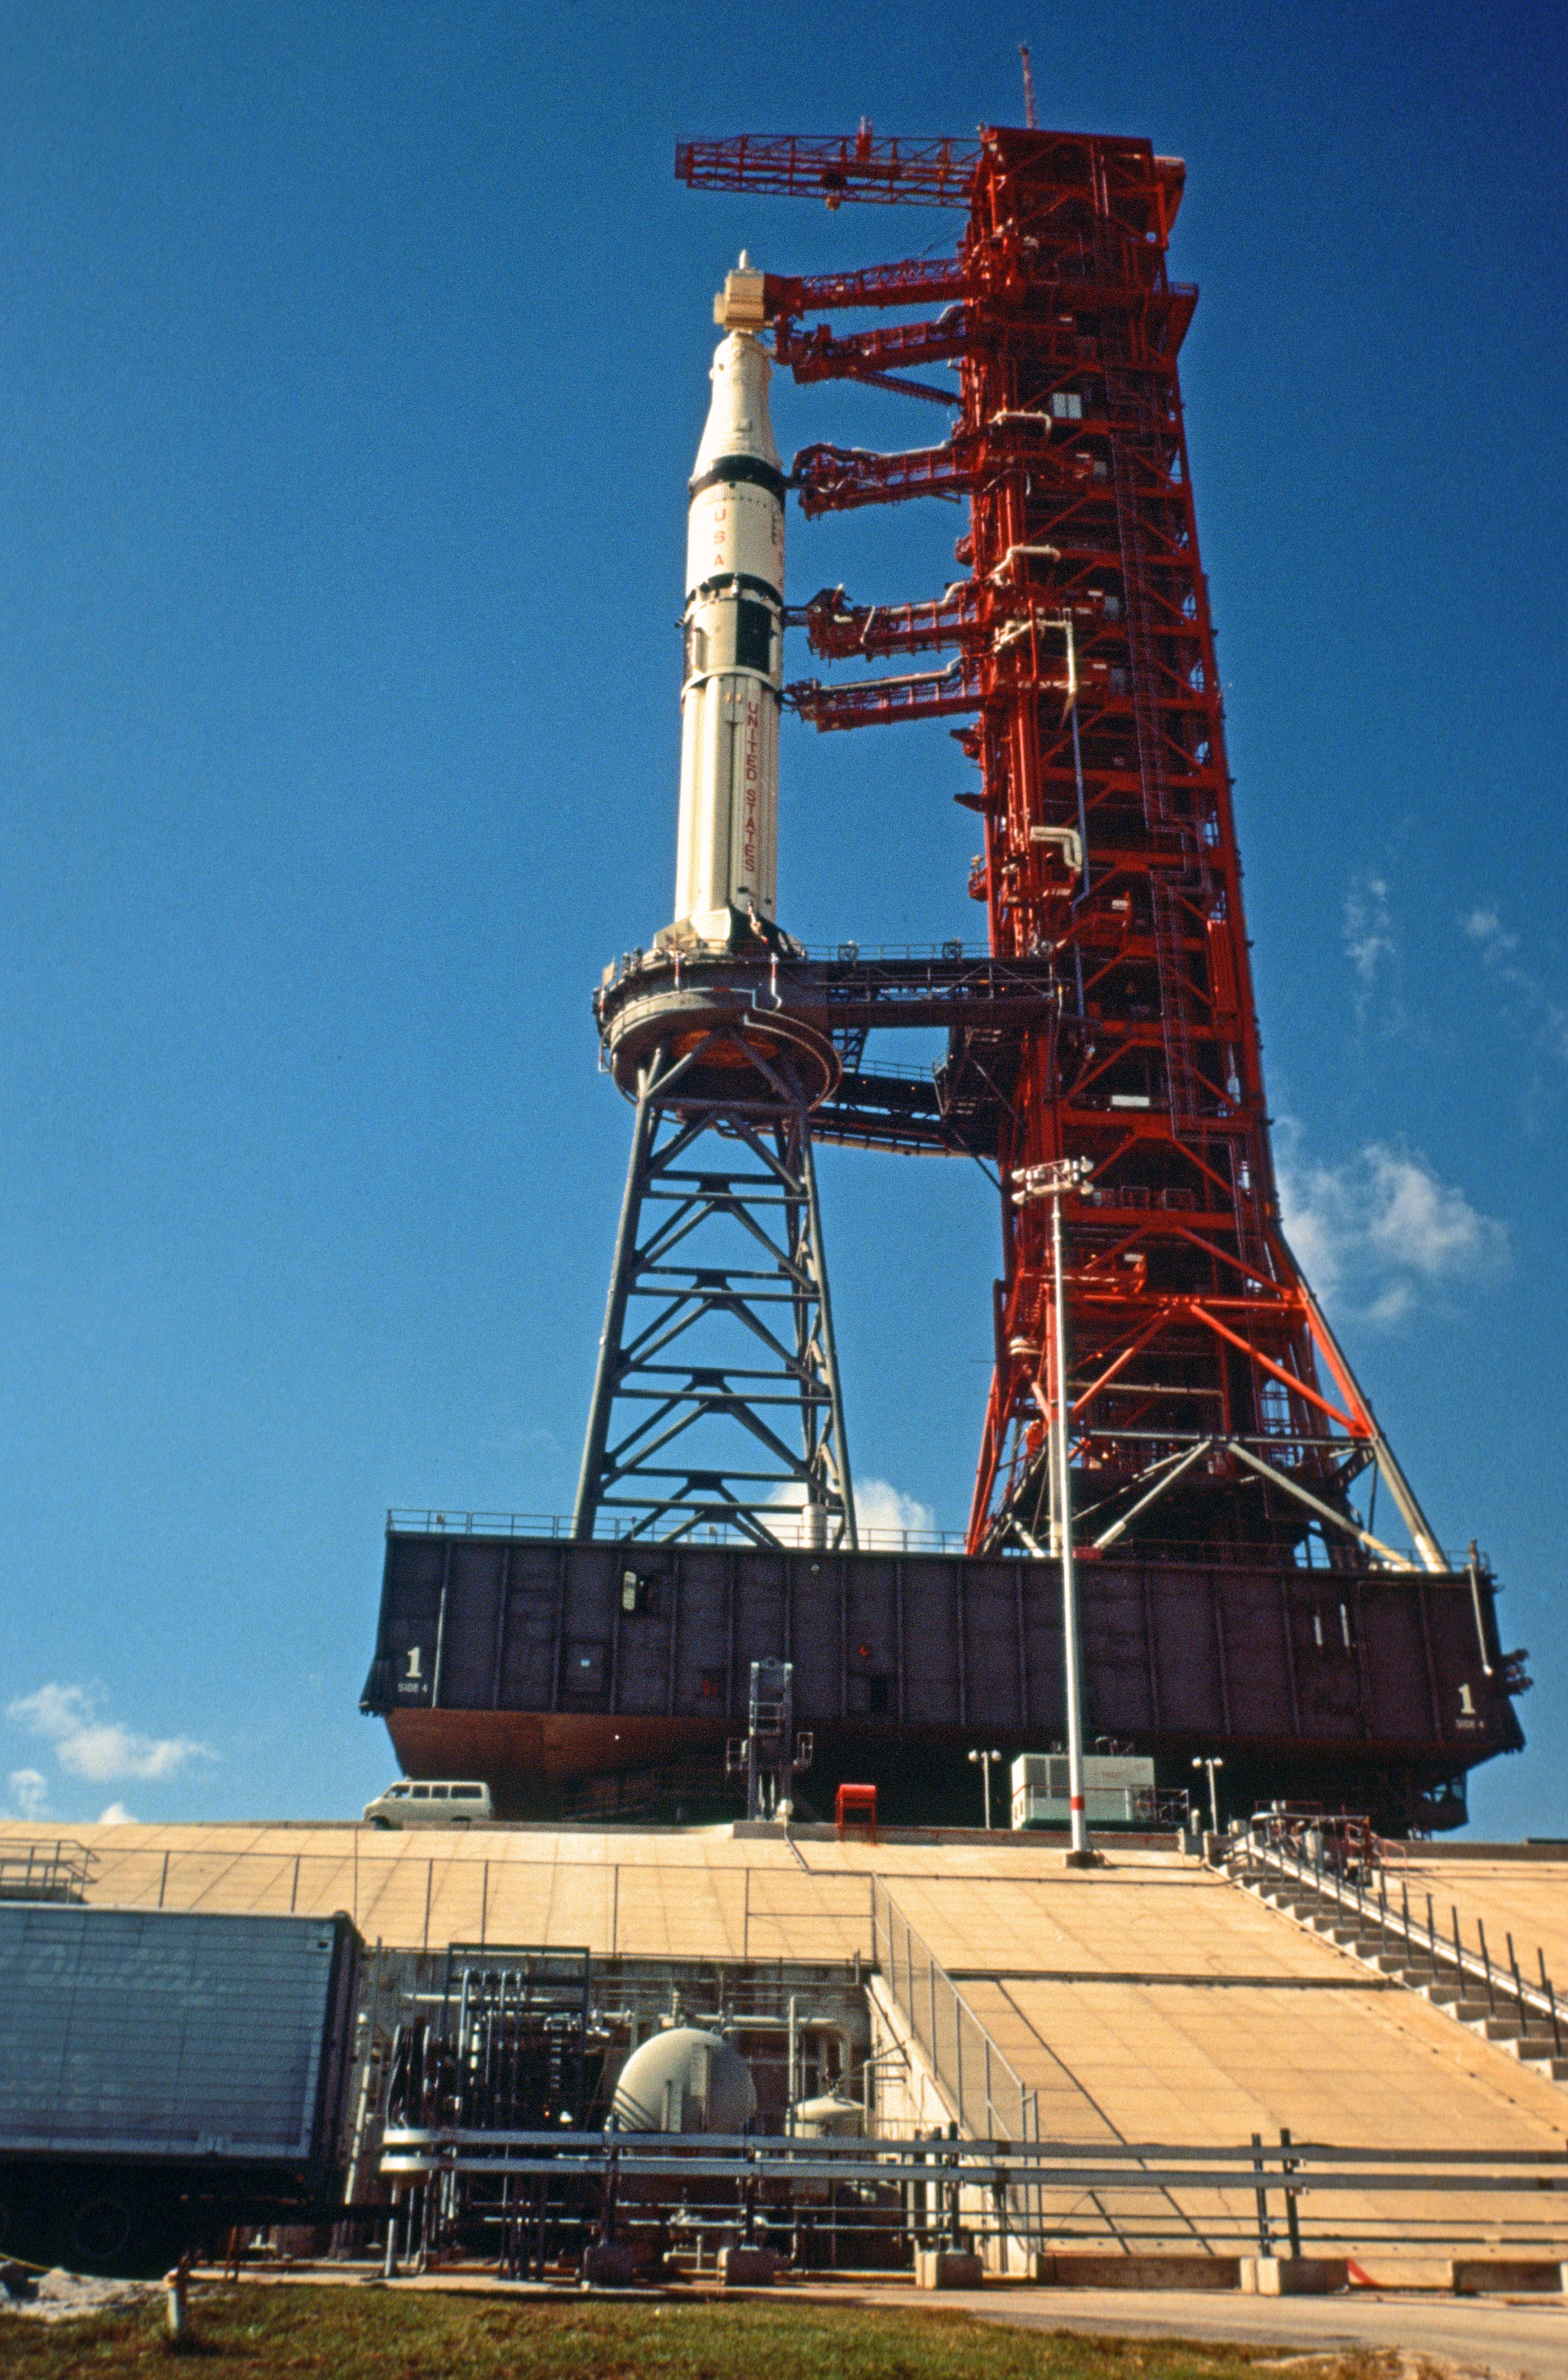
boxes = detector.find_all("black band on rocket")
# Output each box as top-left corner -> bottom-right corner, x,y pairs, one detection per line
689,454 -> 788,503
688,573 -> 784,610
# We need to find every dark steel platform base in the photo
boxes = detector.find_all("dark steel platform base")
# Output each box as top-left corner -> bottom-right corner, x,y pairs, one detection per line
361,1532 -> 1524,1834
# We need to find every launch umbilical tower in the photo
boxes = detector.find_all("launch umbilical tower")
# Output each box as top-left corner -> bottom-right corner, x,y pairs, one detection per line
668,123 -> 1457,1582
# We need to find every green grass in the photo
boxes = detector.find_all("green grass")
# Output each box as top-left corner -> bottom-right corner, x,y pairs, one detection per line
0,2286 -> 1383,2380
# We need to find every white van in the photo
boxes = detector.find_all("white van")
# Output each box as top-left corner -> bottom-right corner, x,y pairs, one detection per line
362,1779 -> 493,1828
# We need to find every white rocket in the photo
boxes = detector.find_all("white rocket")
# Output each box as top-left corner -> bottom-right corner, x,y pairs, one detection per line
660,259 -> 786,952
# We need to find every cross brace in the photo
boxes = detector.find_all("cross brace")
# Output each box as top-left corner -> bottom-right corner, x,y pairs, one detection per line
573,1048 -> 857,1550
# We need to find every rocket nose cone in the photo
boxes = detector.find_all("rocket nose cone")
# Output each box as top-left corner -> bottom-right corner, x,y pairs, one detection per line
691,331 -> 783,479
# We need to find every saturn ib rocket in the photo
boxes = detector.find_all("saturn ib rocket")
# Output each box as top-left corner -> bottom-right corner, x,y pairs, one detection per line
659,258 -> 788,953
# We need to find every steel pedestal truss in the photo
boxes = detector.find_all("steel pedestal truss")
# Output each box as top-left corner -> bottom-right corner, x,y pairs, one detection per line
573,1026 -> 856,1549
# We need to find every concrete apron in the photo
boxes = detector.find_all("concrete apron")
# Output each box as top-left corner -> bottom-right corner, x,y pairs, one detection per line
867,1972 -> 1567,2296
808,2278 -> 1568,2380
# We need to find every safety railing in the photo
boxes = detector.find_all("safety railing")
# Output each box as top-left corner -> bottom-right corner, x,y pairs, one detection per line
809,940 -> 989,963
0,1836 -> 96,1903
383,2127 -> 1568,2195
388,1509 -> 580,1539
1236,1822 -> 1565,2062
386,1508 -> 967,1551
376,2124 -> 1568,2256
868,1877 -> 1036,2145
833,1055 -> 944,1084
42,1841 -> 877,1961
603,940 -> 992,982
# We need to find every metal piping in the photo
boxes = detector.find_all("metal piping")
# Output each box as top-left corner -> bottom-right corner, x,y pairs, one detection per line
1223,1438 -> 1417,1571
1466,1546 -> 1494,1677
1092,1438 -> 1215,1551
1050,1181 -> 1090,1861
801,1125 -> 858,1549
988,542 -> 1061,582
1277,1230 -> 1448,1574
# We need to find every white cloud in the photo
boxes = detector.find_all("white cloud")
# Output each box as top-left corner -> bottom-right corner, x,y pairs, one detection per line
58,1724 -> 209,1783
854,1478 -> 939,1541
1464,906 -> 1517,955
97,1801 -> 135,1826
1342,872 -> 1404,1030
8,1683 -> 93,1741
6,1682 -> 214,1786
1464,901 -> 1568,1065
1344,873 -> 1395,987
1278,1132 -> 1509,1326
1360,1148 -> 1508,1278
765,1476 -> 941,1545
6,1768 -> 49,1820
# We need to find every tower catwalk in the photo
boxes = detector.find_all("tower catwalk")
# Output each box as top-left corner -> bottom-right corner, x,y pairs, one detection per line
672,127 -> 1467,1579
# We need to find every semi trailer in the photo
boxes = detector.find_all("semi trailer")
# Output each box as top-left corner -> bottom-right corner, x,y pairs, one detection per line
0,1903 -> 359,2275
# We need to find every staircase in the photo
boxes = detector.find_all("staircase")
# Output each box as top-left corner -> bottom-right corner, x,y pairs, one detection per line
1226,1837 -> 1568,2090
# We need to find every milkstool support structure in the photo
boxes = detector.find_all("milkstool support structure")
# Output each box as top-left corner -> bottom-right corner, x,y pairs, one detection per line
573,1034 -> 855,1549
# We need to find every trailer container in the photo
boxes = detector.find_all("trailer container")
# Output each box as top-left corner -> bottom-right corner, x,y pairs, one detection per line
1010,1752 -> 1158,1829
0,1903 -> 358,2274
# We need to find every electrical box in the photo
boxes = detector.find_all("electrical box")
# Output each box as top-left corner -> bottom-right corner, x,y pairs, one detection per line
1010,1751 -> 1157,1829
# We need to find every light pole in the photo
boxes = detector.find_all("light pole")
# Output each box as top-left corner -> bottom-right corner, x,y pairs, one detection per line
1192,1755 -> 1224,1833
968,1747 -> 1003,1830
1012,1155 -> 1094,1865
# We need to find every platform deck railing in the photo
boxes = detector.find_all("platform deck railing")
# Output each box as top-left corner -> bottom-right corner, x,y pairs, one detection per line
0,1837 -> 95,1903
384,1508 -> 968,1551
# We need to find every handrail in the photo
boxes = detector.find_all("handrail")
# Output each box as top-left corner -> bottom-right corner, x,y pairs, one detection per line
380,2124 -> 1568,2183
376,2117 -> 1568,2259
384,2124 -> 1568,2170
1236,1826 -> 1564,2058
386,1508 -> 967,1551
0,1837 -> 96,1903
377,2120 -> 1568,2258
868,1876 -> 1036,2145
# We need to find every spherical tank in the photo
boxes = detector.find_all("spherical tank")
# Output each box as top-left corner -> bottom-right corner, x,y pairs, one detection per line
611,2027 -> 757,2134
793,2091 -> 863,2138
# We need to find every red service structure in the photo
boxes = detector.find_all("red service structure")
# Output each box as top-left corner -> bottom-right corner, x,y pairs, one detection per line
678,126 -> 1477,1583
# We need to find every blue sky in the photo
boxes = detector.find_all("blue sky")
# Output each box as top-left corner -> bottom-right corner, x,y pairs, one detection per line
1,2 -> 1563,1838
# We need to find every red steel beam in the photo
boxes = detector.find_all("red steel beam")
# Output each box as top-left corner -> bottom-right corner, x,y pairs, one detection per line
678,127 -> 1440,1583
676,132 -> 979,208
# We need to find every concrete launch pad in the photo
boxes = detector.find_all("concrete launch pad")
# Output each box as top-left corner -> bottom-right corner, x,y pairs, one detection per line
6,1818 -> 1561,2266
7,1816 -> 1564,2273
